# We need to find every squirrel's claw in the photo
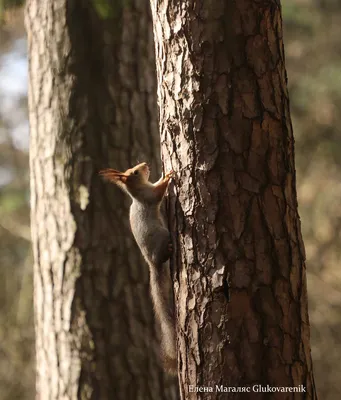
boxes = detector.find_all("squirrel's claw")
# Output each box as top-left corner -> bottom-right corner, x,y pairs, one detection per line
165,170 -> 174,180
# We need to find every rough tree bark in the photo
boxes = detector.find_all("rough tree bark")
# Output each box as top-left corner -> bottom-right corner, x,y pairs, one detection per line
150,0 -> 317,399
26,0 -> 178,398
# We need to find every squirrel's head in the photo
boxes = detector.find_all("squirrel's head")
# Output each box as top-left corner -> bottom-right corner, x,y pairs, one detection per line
99,162 -> 150,189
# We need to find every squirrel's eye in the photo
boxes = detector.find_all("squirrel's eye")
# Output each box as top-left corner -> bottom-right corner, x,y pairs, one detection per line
133,170 -> 139,175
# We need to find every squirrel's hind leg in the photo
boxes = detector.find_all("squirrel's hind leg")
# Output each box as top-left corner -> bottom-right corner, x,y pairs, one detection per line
157,234 -> 173,265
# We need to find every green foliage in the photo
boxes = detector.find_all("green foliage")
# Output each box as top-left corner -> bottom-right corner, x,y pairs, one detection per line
4,0 -> 25,7
92,0 -> 116,19
92,0 -> 131,19
283,2 -> 341,399
282,3 -> 320,32
0,0 -> 25,24
296,64 -> 341,101
0,190 -> 27,213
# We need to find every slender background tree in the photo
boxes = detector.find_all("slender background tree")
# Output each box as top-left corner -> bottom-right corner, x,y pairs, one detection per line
26,0 -> 178,398
150,0 -> 318,398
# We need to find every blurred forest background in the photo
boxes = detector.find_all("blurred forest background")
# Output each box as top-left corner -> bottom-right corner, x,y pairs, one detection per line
0,0 -> 340,399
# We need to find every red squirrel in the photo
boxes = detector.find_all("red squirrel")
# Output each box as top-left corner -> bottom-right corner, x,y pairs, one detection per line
99,162 -> 176,374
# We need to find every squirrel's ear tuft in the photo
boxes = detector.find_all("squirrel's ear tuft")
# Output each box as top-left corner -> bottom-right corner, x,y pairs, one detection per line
99,169 -> 128,184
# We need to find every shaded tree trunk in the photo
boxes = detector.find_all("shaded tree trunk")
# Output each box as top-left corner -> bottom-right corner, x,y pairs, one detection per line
150,0 -> 317,398
26,0 -> 178,398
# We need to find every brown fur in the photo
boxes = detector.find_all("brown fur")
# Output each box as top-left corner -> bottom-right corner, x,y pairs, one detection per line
100,163 -> 176,374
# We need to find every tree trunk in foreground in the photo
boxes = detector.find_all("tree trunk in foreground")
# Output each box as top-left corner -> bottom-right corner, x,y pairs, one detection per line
27,0 -> 178,398
150,0 -> 317,398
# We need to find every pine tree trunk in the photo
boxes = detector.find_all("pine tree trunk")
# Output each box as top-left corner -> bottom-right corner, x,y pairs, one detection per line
26,0 -> 178,398
150,0 -> 318,398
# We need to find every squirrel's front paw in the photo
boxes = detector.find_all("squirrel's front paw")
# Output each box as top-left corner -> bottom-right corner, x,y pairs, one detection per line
165,170 -> 174,180
168,241 -> 173,254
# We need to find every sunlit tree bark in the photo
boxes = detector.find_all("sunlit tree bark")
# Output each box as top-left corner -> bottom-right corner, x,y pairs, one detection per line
150,0 -> 318,398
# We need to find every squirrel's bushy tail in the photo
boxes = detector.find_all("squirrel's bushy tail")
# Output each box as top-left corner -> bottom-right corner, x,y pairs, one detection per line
149,265 -> 177,375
